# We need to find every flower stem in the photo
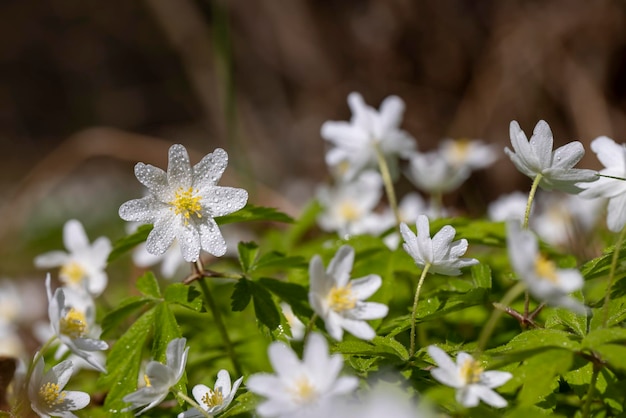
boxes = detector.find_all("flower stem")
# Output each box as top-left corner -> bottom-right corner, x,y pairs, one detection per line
523,174 -> 542,229
603,226 -> 626,327
303,313 -> 318,340
174,390 -> 213,418
476,281 -> 526,354
410,263 -> 431,358
581,366 -> 599,418
373,143 -> 401,226
197,277 -> 243,376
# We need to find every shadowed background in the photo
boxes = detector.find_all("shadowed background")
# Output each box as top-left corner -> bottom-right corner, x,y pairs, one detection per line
1,0 -> 625,275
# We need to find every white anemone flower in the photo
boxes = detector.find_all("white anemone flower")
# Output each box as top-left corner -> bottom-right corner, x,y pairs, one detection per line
178,369 -> 243,417
427,345 -> 511,408
506,221 -> 587,314
309,245 -> 388,341
123,337 -> 189,415
28,354 -> 90,417
487,191 -> 528,222
45,275 -> 108,373
321,92 -> 416,180
440,138 -> 498,171
579,136 -> 626,232
405,150 -> 470,195
400,215 -> 478,276
119,144 -> 248,262
280,303 -> 306,341
35,219 -> 111,297
246,332 -> 358,418
504,120 -> 597,193
316,171 -> 384,238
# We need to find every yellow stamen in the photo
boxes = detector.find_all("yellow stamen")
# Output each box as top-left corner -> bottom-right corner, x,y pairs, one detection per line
39,382 -> 66,407
59,261 -> 86,285
201,388 -> 224,408
448,138 -> 471,165
59,308 -> 87,339
535,255 -> 559,283
459,358 -> 484,385
291,377 -> 316,403
143,374 -> 152,387
170,187 -> 203,225
339,201 -> 360,222
327,283 -> 357,312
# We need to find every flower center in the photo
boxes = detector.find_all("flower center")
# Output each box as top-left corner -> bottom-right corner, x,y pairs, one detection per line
59,308 -> 88,339
170,187 -> 203,224
327,283 -> 357,312
201,388 -> 224,408
448,138 -> 471,166
459,358 -> 483,385
143,374 -> 152,387
59,261 -> 86,285
39,382 -> 67,407
339,201 -> 360,221
534,255 -> 559,283
291,376 -> 316,403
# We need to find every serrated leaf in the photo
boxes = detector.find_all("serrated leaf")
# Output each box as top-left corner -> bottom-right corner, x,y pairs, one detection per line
100,308 -> 155,416
590,297 -> 626,330
595,344 -> 626,372
581,245 -> 626,280
250,281 -> 280,330
238,241 -> 260,273
582,327 -> 626,349
108,224 -> 153,263
164,283 -> 202,311
333,337 -> 407,361
101,296 -> 154,339
231,278 -> 252,312
258,278 -> 312,317
371,336 -> 409,361
220,392 -> 258,418
152,303 -> 186,399
510,349 -> 573,405
496,328 -> 581,356
136,271 -> 161,298
545,305 -> 587,337
216,204 -> 293,225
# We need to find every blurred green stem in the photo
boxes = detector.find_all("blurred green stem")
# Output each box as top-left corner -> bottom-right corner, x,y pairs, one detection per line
581,366 -> 599,418
476,281 -> 526,354
197,275 -> 243,376
603,226 -> 626,327
373,143 -> 400,226
523,174 -> 542,229
410,263 -> 431,357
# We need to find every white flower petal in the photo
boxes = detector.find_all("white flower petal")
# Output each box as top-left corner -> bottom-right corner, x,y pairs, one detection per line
63,220 -> 90,254
530,120 -> 554,169
473,385 -> 508,408
350,275 -> 382,300
34,251 -> 69,268
167,144 -> 193,188
192,148 -> 228,186
134,163 -> 168,194
338,317 -> 375,340
481,370 -> 513,388
326,245 -> 354,287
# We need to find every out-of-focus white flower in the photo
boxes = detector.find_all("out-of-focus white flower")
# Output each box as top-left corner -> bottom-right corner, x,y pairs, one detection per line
440,138 -> 498,171
0,279 -> 22,327
531,192 -> 603,247
119,145 -> 248,262
0,325 -> 23,359
321,92 -> 416,180
123,338 -> 189,415
382,193 -> 428,249
316,171 -> 384,238
507,221 -> 587,314
487,191 -> 528,222
178,369 -> 243,417
28,354 -> 90,417
280,303 -> 306,341
504,120 -> 597,193
309,245 -> 388,341
579,136 -> 626,232
246,332 -> 358,418
427,345 -> 511,408
45,275 -> 108,373
405,150 -> 470,194
400,215 -> 478,276
34,219 -> 111,297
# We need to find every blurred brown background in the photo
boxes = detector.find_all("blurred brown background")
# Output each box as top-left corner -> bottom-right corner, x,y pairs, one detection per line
1,0 -> 625,274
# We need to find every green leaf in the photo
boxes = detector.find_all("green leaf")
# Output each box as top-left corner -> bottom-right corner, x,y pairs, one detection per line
152,303 -> 186,399
231,278 -> 252,312
471,263 -> 492,289
101,296 -> 154,339
164,283 -> 202,311
100,308 -> 155,416
595,344 -> 626,372
255,252 -> 308,272
136,271 -> 161,298
495,328 -> 581,356
238,241 -> 260,273
220,392 -> 258,418
333,337 -> 408,361
371,336 -> 409,361
216,204 -> 293,225
582,327 -> 626,349
590,297 -> 626,330
544,305 -> 587,337
258,278 -> 312,317
250,281 -> 281,330
108,224 -> 153,263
